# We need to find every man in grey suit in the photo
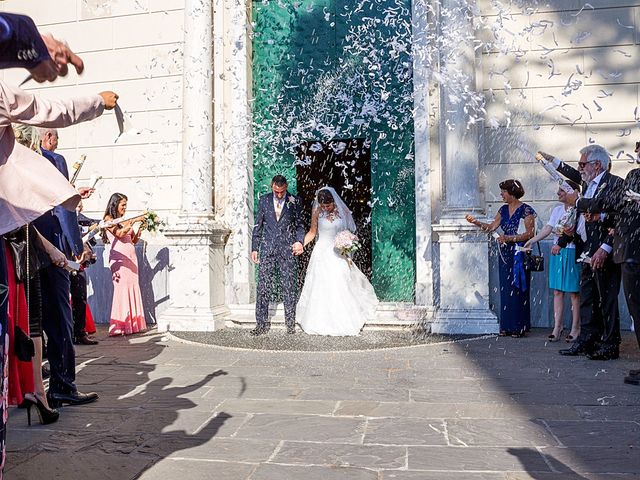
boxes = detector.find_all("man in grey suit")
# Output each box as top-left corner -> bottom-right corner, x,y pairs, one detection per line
251,175 -> 306,335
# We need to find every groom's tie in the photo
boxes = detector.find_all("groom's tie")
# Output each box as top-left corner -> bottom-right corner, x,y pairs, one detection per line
275,200 -> 283,221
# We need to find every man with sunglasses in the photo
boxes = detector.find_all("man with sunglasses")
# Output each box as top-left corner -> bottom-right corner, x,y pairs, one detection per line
538,145 -> 624,360
573,142 -> 640,384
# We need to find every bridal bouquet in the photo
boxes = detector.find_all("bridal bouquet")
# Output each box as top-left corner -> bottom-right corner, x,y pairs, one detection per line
335,230 -> 361,267
553,206 -> 577,236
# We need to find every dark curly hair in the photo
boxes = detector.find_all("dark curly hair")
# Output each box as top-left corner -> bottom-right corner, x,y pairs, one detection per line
499,179 -> 525,199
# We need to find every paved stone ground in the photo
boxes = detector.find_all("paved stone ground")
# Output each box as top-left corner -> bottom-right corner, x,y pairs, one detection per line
5,327 -> 640,480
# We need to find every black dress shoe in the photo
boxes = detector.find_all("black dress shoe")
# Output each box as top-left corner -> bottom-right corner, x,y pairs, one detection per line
559,341 -> 592,356
629,369 -> 640,377
47,391 -> 99,408
586,346 -> 619,360
249,326 -> 267,336
74,335 -> 99,345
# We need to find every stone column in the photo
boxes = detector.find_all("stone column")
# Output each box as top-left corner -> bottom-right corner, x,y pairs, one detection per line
430,0 -> 498,334
157,0 -> 231,332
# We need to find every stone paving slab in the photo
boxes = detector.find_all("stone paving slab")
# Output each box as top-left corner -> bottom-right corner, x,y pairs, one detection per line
445,419 -> 559,447
234,413 -> 366,443
364,418 -> 448,446
250,463 -> 379,480
139,459 -> 256,480
407,446 -> 552,471
272,441 -> 406,469
4,328 -> 640,479
217,398 -> 337,415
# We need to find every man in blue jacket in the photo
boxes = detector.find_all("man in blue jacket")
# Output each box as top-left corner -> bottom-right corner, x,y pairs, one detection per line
34,127 -> 101,406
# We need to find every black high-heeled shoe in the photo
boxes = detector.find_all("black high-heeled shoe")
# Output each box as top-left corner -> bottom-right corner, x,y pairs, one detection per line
25,395 -> 60,426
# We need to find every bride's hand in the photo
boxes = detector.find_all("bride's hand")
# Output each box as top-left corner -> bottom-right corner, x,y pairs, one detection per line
292,242 -> 304,256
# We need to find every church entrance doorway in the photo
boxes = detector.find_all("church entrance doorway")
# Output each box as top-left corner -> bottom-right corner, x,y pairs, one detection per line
295,138 -> 373,283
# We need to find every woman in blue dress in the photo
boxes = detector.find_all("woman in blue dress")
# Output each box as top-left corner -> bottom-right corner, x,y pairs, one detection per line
466,180 -> 537,336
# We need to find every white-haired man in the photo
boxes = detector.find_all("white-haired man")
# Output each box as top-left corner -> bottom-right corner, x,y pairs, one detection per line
539,145 -> 624,360
575,142 -> 640,384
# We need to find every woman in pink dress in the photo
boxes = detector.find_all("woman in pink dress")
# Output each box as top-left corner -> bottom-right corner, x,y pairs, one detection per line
102,193 -> 147,336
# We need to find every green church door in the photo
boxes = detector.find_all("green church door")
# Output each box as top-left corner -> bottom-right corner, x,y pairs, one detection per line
295,138 -> 373,280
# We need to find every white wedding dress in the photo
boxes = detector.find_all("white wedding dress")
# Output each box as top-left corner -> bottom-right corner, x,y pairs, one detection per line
297,214 -> 379,336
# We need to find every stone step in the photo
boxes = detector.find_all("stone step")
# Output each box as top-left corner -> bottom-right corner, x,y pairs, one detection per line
224,303 -> 435,331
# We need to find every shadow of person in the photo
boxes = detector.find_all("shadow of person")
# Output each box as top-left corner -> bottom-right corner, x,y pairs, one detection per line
136,242 -> 170,326
507,447 -> 591,479
6,334 -> 235,479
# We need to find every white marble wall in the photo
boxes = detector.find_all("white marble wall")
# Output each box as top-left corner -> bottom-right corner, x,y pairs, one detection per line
478,0 -> 640,218
0,0 -> 186,221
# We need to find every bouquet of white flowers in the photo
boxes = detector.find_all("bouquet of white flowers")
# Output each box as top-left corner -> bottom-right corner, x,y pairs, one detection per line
143,210 -> 164,233
335,230 -> 361,267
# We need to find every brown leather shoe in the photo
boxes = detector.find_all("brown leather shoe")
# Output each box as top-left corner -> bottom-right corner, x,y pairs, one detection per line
74,335 -> 99,345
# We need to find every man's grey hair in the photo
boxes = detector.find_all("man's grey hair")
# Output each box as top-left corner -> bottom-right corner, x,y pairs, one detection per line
37,127 -> 58,138
579,144 -> 610,170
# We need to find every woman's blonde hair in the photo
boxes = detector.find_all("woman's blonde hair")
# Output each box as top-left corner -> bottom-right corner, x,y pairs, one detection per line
12,124 -> 42,152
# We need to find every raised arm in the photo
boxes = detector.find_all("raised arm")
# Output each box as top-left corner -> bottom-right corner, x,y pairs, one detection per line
304,208 -> 320,246
105,215 -> 134,240
465,210 -> 501,233
0,82 -> 117,128
537,151 -> 582,185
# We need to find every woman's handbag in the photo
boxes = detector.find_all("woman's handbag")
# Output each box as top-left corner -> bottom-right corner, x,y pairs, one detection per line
14,325 -> 35,361
524,242 -> 544,272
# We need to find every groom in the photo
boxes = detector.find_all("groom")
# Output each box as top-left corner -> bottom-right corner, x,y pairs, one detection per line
251,175 -> 305,335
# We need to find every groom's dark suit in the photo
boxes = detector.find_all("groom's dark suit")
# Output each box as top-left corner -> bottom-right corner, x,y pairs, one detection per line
252,192 -> 305,329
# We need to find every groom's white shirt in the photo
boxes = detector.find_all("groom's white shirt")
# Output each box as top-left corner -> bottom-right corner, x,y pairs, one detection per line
273,195 -> 285,210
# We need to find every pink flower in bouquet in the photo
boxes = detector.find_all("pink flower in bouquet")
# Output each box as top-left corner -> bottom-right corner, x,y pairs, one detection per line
335,230 -> 358,251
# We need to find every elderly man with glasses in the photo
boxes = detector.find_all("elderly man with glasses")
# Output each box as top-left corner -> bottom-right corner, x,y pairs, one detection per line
538,145 -> 624,360
572,142 -> 640,384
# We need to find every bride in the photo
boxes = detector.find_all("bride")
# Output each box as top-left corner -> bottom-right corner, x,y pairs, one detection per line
297,187 -> 378,336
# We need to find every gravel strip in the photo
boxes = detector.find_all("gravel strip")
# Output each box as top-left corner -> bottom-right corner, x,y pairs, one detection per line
170,329 -> 483,351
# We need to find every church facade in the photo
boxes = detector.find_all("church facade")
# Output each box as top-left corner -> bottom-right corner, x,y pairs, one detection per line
9,0 -> 636,332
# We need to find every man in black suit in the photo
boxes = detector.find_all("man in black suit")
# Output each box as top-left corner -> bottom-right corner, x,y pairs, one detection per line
576,142 -> 640,383
539,145 -> 624,360
250,175 -> 305,335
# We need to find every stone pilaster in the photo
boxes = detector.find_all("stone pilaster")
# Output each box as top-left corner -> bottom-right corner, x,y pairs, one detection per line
157,0 -> 230,332
430,0 -> 498,333
213,0 -> 254,306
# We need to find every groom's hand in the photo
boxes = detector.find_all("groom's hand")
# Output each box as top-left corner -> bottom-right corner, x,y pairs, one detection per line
251,251 -> 259,264
292,242 -> 304,256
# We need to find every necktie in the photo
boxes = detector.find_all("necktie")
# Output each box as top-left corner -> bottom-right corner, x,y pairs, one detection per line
275,201 -> 283,221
